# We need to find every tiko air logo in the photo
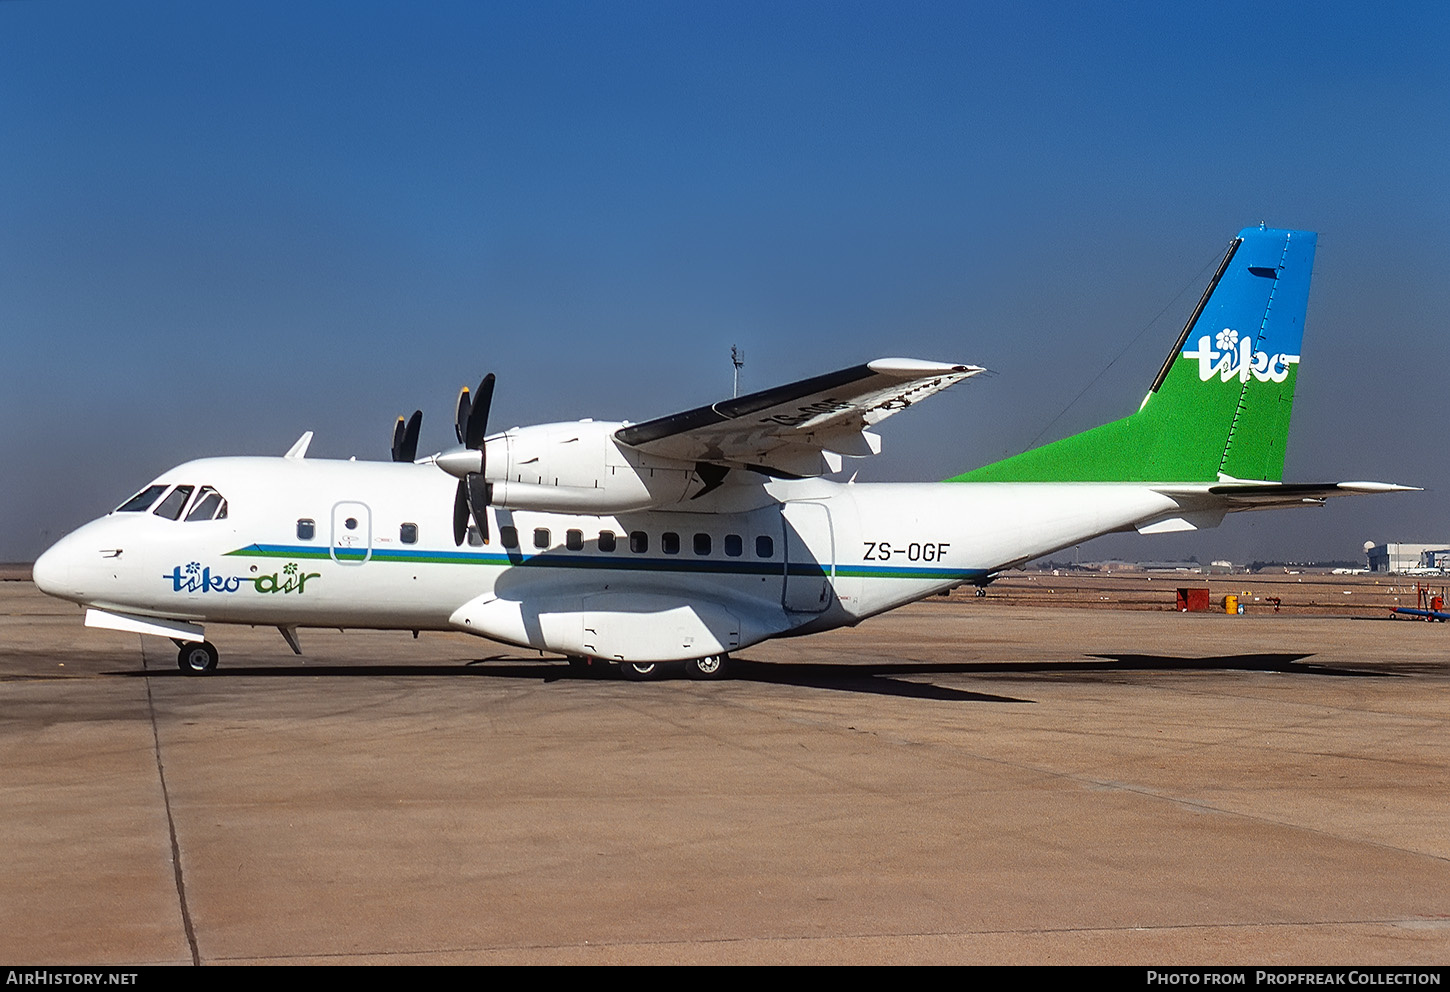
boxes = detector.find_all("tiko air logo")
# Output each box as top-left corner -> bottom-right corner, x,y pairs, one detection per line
1183,328 -> 1298,384
165,561 -> 320,595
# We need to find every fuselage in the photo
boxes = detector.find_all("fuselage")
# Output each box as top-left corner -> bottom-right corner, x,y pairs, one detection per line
35,228 -> 1394,668
32,455 -> 1193,662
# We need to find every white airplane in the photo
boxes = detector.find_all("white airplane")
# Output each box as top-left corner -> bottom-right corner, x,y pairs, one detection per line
33,227 -> 1411,679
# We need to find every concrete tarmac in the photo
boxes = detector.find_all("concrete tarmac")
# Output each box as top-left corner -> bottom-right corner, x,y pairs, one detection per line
2,580 -> 1448,965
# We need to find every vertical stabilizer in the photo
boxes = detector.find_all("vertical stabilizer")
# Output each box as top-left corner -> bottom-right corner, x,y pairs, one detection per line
950,227 -> 1316,483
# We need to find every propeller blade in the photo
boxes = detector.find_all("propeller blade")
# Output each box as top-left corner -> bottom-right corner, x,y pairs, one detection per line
392,410 -> 422,463
391,417 -> 406,462
465,373 -> 495,451
453,479 -> 470,546
466,474 -> 491,543
454,386 -> 472,446
450,373 -> 497,546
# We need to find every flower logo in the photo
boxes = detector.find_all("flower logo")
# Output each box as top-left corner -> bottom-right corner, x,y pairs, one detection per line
1215,329 -> 1239,350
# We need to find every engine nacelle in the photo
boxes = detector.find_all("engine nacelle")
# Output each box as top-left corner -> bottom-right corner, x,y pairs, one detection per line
441,420 -> 700,513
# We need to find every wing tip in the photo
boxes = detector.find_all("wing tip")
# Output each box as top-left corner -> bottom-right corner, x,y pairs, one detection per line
867,357 -> 984,377
1336,481 -> 1421,493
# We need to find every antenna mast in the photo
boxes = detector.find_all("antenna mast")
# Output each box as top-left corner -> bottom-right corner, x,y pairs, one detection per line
731,345 -> 745,398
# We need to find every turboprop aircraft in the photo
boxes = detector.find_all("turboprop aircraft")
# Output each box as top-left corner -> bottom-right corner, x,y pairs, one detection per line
32,226 -> 1411,679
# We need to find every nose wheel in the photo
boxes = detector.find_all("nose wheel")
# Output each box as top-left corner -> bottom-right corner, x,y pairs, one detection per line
176,640 -> 219,675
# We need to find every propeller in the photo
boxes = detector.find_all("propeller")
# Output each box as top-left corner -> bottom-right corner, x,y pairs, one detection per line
450,374 -> 495,546
391,410 -> 422,463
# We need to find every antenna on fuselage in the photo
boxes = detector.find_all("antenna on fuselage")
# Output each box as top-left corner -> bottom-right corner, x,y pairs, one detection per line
731,345 -> 745,398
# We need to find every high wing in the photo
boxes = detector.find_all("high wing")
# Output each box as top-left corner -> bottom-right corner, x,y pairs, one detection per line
615,358 -> 983,477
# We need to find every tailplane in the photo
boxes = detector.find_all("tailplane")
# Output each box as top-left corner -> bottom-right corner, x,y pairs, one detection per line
951,227 -> 1316,483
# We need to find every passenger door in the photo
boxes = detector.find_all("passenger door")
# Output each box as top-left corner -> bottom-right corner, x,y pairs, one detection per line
330,501 -> 372,565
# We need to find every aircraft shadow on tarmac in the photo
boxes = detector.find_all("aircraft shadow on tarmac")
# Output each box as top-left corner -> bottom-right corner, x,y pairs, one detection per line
117,658 -> 1024,702
1085,652 -> 1391,677
112,650 -> 1392,702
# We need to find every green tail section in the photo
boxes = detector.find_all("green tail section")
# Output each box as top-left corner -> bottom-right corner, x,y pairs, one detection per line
949,227 -> 1316,484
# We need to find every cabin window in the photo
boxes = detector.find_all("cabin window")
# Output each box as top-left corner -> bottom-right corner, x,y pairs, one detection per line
466,525 -> 484,547
115,484 -> 167,513
598,530 -> 617,552
724,534 -> 743,557
630,531 -> 648,553
755,535 -> 775,558
565,529 -> 583,551
297,518 -> 316,540
152,486 -> 194,521
500,526 -> 518,548
533,528 -> 550,549
400,523 -> 418,545
185,487 -> 225,522
661,532 -> 680,555
693,533 -> 711,556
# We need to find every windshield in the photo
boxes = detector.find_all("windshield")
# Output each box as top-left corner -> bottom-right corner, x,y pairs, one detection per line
151,486 -> 195,520
185,487 -> 228,521
114,484 -> 168,513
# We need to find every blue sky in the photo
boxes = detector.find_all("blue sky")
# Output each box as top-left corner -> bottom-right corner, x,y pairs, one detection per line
3,1 -> 1446,562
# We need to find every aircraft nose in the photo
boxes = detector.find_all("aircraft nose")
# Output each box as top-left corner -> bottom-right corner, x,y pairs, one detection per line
31,539 -> 72,599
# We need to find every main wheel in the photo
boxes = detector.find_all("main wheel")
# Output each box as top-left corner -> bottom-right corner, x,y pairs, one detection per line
684,654 -> 729,680
618,660 -> 661,681
177,640 -> 219,675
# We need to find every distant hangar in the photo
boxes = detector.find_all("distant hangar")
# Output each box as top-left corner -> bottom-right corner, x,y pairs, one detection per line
1365,542 -> 1450,574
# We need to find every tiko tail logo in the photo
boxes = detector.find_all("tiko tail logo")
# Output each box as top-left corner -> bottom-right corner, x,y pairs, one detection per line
1183,328 -> 1298,384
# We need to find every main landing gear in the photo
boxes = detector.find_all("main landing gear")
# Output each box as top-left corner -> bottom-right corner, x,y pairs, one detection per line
618,660 -> 660,681
176,640 -> 219,675
616,654 -> 731,681
683,654 -> 728,680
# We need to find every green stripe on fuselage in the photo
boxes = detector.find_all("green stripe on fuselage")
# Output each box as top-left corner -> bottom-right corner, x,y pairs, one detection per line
225,543 -> 984,584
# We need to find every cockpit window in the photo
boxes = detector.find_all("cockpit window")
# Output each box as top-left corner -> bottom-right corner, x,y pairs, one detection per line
115,484 -> 168,513
185,487 -> 227,522
152,486 -> 195,520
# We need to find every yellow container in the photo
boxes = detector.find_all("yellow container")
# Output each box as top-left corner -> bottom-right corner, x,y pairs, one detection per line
1223,594 -> 1239,614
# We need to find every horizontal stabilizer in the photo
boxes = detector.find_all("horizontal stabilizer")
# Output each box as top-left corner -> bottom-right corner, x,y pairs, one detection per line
1158,480 -> 1419,509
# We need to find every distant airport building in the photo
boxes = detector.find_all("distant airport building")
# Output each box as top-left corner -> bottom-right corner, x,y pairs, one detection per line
1365,542 -> 1450,574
